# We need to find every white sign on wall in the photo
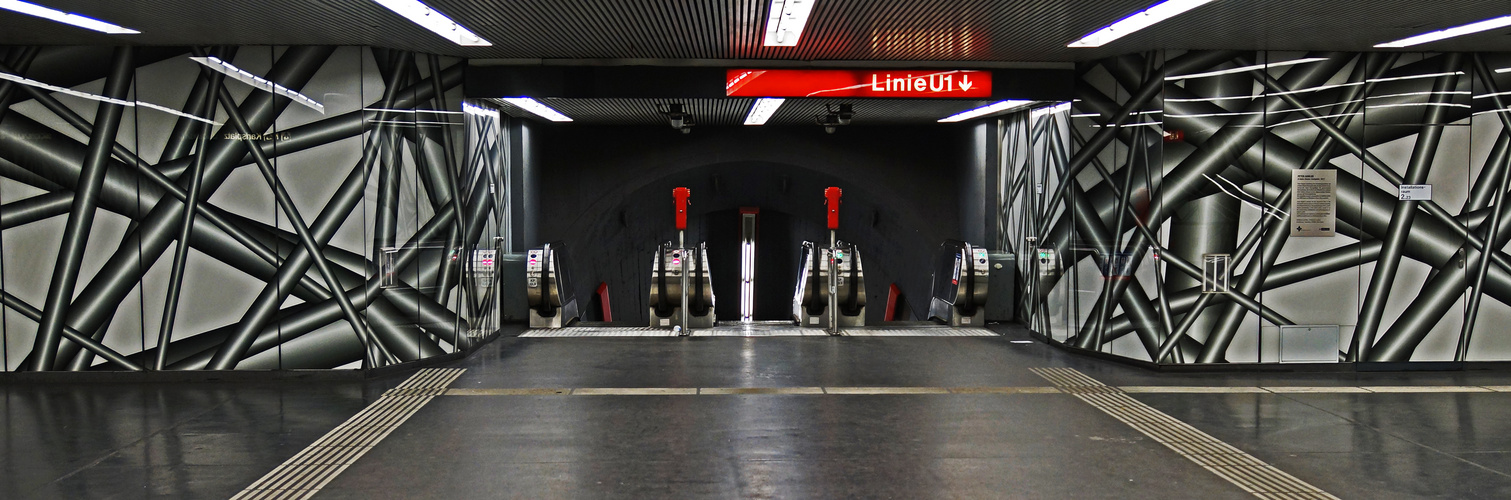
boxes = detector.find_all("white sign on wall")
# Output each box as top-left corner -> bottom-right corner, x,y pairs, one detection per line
1398,184 -> 1433,201
1291,170 -> 1336,237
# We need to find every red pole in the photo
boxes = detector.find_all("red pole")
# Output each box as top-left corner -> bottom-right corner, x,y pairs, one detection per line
596,282 -> 612,322
673,187 -> 691,230
884,283 -> 902,322
824,186 -> 842,230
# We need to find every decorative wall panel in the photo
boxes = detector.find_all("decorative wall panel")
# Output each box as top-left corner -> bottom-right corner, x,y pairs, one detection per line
1012,50 -> 1511,364
0,46 -> 503,371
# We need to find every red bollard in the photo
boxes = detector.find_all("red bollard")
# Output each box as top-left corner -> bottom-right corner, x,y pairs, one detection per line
673,187 -> 690,230
824,186 -> 842,230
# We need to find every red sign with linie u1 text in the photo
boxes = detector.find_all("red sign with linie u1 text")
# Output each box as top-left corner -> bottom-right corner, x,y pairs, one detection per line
726,69 -> 992,98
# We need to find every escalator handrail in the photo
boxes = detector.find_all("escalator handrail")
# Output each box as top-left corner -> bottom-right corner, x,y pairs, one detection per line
841,245 -> 863,316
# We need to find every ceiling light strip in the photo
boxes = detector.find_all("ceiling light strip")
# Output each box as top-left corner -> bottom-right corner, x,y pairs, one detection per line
1068,0 -> 1217,48
0,71 -> 219,125
1166,57 -> 1327,81
1364,103 -> 1471,110
462,102 -> 500,119
763,0 -> 817,47
1167,99 -> 1367,119
1366,71 -> 1465,83
1367,90 -> 1471,100
1376,15 -> 1511,48
1474,90 -> 1511,100
372,0 -> 490,46
190,57 -> 325,114
364,107 -> 465,115
500,97 -> 572,122
1030,102 -> 1072,119
1267,112 -> 1363,128
743,98 -> 785,125
939,100 -> 1034,123
0,0 -> 138,34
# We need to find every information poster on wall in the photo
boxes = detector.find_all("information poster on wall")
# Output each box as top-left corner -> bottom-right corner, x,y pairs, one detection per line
1291,170 -> 1336,237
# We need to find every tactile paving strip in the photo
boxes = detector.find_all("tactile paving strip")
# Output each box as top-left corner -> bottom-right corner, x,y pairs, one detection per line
231,368 -> 465,500
522,326 -> 1001,337
843,328 -> 998,336
520,327 -> 678,337
1029,367 -> 1339,500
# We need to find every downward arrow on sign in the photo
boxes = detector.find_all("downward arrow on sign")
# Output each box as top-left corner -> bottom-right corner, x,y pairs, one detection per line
960,76 -> 974,91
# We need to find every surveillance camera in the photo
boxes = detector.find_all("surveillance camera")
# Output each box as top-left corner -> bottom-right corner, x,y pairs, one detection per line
824,125 -> 836,134
681,127 -> 692,134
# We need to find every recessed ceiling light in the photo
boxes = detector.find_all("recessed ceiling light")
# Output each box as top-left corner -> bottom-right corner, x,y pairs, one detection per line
501,97 -> 572,122
744,98 -> 785,125
190,56 -> 326,114
0,0 -> 138,34
763,0 -> 816,47
1069,0 -> 1217,48
1376,15 -> 1511,48
0,71 -> 219,125
939,100 -> 1034,123
372,0 -> 490,47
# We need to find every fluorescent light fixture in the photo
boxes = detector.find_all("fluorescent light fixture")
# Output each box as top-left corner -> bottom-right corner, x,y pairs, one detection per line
1366,71 -> 1464,83
190,56 -> 325,114
0,0 -> 138,34
1267,112 -> 1363,129
461,102 -> 500,119
1030,102 -> 1072,119
1068,0 -> 1216,48
372,0 -> 490,46
939,100 -> 1033,123
1365,102 -> 1470,110
1498,67 -> 1511,74
743,98 -> 785,125
1166,57 -> 1326,81
763,0 -> 816,46
1368,90 -> 1470,100
1167,99 -> 1365,120
0,71 -> 219,125
366,107 -> 465,115
500,97 -> 572,122
1376,15 -> 1511,48
1475,90 -> 1511,100
368,120 -> 463,127
1089,122 -> 1164,128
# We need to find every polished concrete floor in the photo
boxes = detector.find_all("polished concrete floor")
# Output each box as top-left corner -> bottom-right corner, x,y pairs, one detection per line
9,324 -> 1511,498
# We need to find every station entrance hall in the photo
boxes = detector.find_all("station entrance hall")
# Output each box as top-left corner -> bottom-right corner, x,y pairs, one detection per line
7,1 -> 1511,498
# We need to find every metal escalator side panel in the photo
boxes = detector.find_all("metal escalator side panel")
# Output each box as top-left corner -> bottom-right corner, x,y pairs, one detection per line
840,243 -> 866,316
807,247 -> 830,316
793,242 -> 815,322
651,244 -> 675,319
690,243 -> 714,317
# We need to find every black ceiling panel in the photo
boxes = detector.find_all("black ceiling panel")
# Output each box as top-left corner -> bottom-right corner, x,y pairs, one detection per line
5,1 -> 1511,62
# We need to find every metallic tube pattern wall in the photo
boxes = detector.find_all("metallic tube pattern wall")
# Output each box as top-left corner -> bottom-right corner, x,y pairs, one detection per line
1010,50 -> 1511,364
0,46 -> 503,371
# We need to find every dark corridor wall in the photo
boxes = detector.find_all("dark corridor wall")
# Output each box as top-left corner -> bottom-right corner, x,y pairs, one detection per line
535,125 -> 971,324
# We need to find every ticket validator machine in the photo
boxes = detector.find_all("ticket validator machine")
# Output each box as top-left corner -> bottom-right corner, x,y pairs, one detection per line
525,242 -> 580,328
792,187 -> 866,333
649,187 -> 716,334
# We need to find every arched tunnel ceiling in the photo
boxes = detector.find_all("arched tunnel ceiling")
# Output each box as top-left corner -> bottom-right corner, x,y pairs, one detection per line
2,0 -> 1511,62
